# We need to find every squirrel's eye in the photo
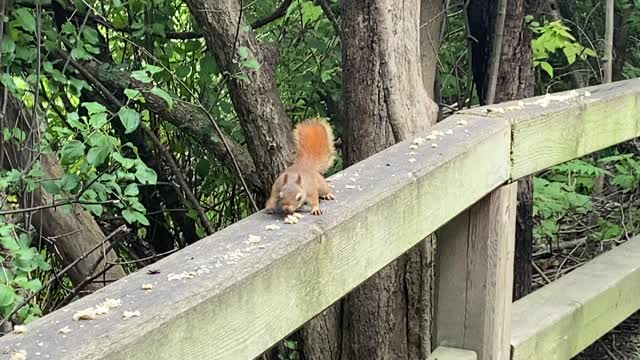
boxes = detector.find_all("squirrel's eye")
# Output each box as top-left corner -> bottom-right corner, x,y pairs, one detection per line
296,193 -> 303,201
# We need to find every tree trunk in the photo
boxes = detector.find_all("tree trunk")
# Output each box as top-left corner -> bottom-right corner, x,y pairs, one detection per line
0,88 -> 126,293
184,0 -> 295,194
468,0 -> 541,301
304,1 -> 441,359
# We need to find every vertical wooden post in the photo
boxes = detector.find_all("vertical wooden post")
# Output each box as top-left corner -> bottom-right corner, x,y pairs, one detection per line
434,183 -> 517,360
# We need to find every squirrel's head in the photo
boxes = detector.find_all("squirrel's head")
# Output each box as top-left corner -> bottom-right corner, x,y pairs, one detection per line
278,173 -> 305,214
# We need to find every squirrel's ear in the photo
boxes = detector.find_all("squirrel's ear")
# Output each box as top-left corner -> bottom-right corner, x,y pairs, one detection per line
283,173 -> 288,184
296,173 -> 302,185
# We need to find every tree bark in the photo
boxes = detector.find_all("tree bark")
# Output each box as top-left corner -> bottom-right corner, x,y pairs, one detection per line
303,1 -> 441,359
468,0 -> 541,301
0,88 -> 126,293
184,0 -> 295,193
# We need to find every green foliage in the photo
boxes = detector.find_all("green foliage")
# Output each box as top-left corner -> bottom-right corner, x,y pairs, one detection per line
529,19 -> 597,78
0,221 -> 49,324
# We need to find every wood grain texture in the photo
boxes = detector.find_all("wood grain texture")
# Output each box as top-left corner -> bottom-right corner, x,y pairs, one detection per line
462,78 -> 640,179
0,115 -> 510,360
511,235 -> 640,360
427,346 -> 477,360
435,183 -> 517,360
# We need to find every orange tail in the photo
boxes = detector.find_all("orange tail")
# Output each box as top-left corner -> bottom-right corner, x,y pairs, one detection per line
293,118 -> 336,174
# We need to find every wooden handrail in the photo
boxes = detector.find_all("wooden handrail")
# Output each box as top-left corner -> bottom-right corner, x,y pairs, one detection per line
1,79 -> 639,360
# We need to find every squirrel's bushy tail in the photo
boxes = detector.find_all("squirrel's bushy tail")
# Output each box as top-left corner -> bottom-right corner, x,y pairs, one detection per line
293,117 -> 336,174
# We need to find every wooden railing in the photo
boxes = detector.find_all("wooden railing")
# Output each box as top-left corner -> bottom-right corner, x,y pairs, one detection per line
1,79 -> 639,360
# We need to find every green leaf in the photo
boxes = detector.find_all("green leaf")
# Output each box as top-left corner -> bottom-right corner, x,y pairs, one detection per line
122,209 -> 136,224
118,107 -> 141,134
242,58 -> 261,70
131,70 -> 153,83
89,112 -> 109,129
16,278 -> 42,292
59,174 -> 80,192
41,179 -> 61,195
135,164 -> 157,184
82,102 -> 107,114
149,86 -> 173,109
1,37 -> 15,55
124,89 -> 143,101
87,146 -> 110,166
70,46 -> 90,60
195,159 -> 210,178
144,64 -> 163,74
238,46 -> 249,59
0,236 -> 20,251
562,46 -> 577,65
62,21 -> 75,34
60,140 -> 86,164
112,152 -> 136,169
539,61 -> 554,77
0,284 -> 16,308
66,112 -> 85,130
82,27 -> 99,44
124,183 -> 139,197
14,8 -> 36,32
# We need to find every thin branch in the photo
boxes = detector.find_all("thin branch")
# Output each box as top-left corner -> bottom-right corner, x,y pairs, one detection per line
485,0 -> 507,104
0,199 -> 119,216
0,225 -> 127,327
317,0 -> 341,33
604,0 -> 614,83
251,0 -> 293,29
54,263 -> 117,309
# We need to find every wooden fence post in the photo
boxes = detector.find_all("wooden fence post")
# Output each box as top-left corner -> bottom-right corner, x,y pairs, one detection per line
434,182 -> 517,360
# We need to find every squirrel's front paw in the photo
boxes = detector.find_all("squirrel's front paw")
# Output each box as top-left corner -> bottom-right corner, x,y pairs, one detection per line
311,207 -> 323,215
321,193 -> 336,200
265,206 -> 276,214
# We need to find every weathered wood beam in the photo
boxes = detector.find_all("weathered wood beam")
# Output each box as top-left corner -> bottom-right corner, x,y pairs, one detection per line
462,78 -> 640,180
0,115 -> 511,360
434,183 -> 517,360
510,235 -> 640,360
427,346 -> 477,360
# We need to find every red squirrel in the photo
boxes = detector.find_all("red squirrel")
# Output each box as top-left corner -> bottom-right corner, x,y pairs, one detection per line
265,117 -> 336,215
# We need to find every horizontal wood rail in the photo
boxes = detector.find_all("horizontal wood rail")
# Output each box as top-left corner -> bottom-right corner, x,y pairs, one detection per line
511,235 -> 640,360
1,78 -> 639,360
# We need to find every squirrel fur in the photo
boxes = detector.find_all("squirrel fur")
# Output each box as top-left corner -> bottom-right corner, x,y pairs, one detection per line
265,117 -> 336,215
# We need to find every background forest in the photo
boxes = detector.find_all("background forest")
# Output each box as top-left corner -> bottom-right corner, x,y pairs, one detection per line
1,0 -> 640,358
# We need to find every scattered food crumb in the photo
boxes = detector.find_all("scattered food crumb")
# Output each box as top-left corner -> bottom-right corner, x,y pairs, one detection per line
584,91 -> 591,97
123,311 -> 141,320
408,158 -> 416,163
413,137 -> 425,145
59,326 -> 72,334
408,144 -> 418,150
445,129 -> 453,135
332,173 -> 344,179
409,151 -> 416,156
349,177 -> 357,182
142,284 -> 153,291
425,134 -> 436,141
488,107 -> 505,113
284,214 -> 299,224
167,271 -> 197,281
73,308 -> 97,321
292,213 -> 304,219
431,143 -> 438,148
10,350 -> 26,360
345,185 -> 357,189
265,224 -> 280,230
456,120 -> 468,126
13,325 -> 27,334
247,234 -> 261,244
